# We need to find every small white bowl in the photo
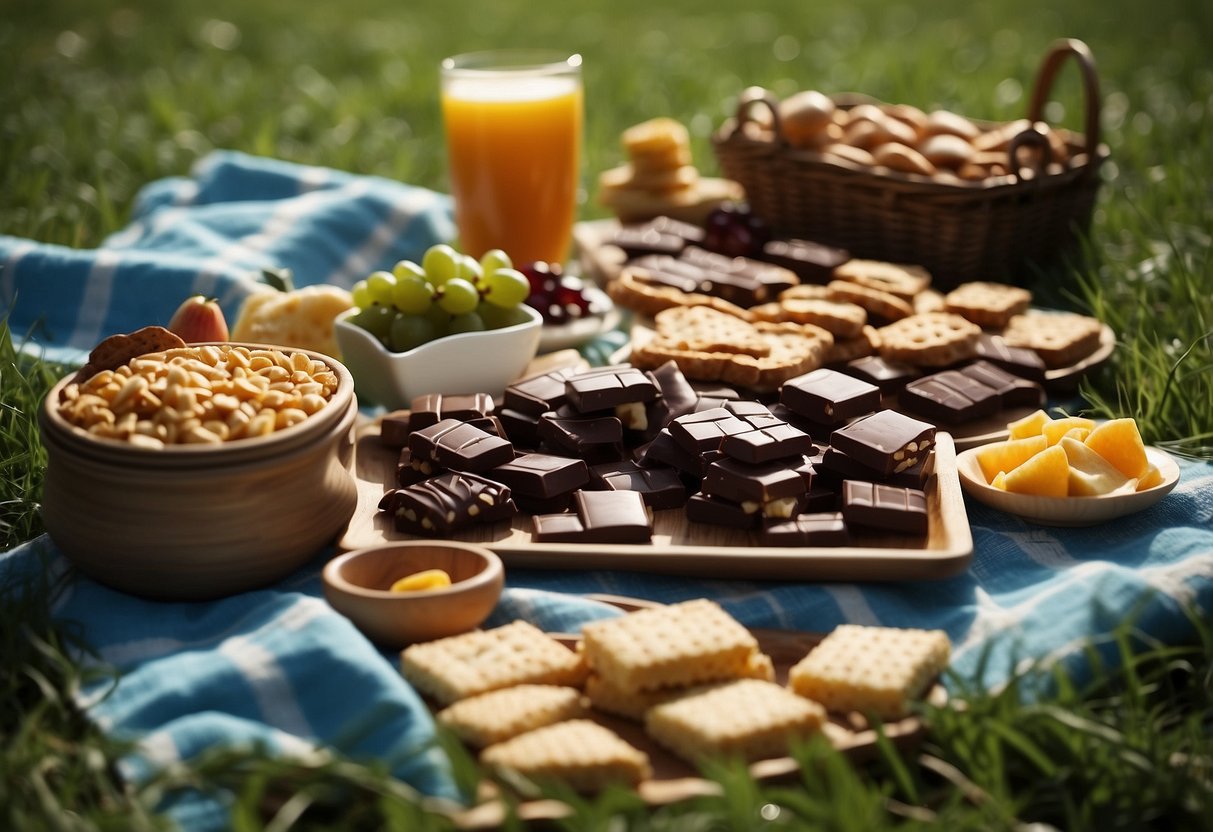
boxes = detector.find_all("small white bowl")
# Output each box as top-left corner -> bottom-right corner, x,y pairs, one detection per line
333,305 -> 542,410
956,444 -> 1180,527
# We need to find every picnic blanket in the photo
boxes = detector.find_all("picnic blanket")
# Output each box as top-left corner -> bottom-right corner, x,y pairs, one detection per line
3,151 -> 1212,830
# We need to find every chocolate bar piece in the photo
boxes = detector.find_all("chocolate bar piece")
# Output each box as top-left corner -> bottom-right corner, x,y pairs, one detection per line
538,412 -> 623,457
650,215 -> 707,245
781,368 -> 881,425
497,407 -> 542,447
721,422 -> 815,464
669,407 -> 752,455
767,402 -> 835,442
408,393 -> 494,433
974,333 -> 1047,382
557,490 -> 652,543
842,355 -> 920,394
610,224 -> 687,258
804,481 -> 839,512
680,246 -> 799,306
503,367 -> 576,416
408,418 -> 515,473
901,371 -> 1000,425
645,360 -> 698,437
531,512 -> 587,543
590,460 -> 687,510
627,255 -> 708,294
635,429 -> 709,478
960,360 -> 1045,409
820,446 -> 885,481
391,472 -> 516,535
396,448 -> 432,486
702,457 -> 807,505
685,492 -> 759,529
379,410 -> 412,448
513,491 -> 575,515
829,410 -> 935,477
761,512 -> 850,547
565,366 -> 658,413
887,451 -> 934,490
759,238 -> 850,284
723,399 -> 782,430
841,480 -> 928,534
485,452 -> 589,499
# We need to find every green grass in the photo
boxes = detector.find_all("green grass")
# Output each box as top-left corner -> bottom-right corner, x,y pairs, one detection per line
3,0 -> 1212,828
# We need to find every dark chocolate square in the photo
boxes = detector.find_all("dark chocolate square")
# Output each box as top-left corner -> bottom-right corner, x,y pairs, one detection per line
669,407 -> 752,454
974,333 -> 1047,382
842,355 -> 920,393
685,492 -> 759,529
829,410 -> 935,477
901,371 -> 1000,425
503,367 -> 576,416
702,457 -> 807,505
721,422 -> 816,464
407,393 -> 494,432
407,418 -> 515,474
590,460 -> 687,509
392,472 -> 515,535
574,490 -> 652,543
565,366 -> 658,413
761,512 -> 850,547
841,480 -> 928,535
485,452 -> 589,498
781,368 -> 881,425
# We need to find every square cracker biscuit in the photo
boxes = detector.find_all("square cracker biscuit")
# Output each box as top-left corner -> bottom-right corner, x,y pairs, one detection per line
436,684 -> 587,748
401,621 -> 587,706
645,679 -> 827,764
787,624 -> 950,720
1001,310 -> 1103,368
945,281 -> 1033,329
586,651 -> 775,721
480,719 -> 652,792
580,598 -> 760,695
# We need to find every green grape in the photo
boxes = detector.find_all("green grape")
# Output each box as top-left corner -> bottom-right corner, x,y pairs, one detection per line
437,277 -> 480,315
479,248 -> 512,277
484,268 -> 531,309
350,279 -> 373,310
392,272 -> 434,314
392,259 -> 427,283
388,312 -> 436,352
495,306 -> 536,328
422,244 -> 459,286
424,304 -> 452,340
366,270 -> 397,306
349,305 -> 394,342
456,254 -> 484,287
449,312 -> 486,334
476,301 -> 509,330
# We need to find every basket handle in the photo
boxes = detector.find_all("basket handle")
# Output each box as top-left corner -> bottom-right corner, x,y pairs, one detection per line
1007,127 -> 1052,181
1026,37 -> 1101,157
730,86 -> 789,148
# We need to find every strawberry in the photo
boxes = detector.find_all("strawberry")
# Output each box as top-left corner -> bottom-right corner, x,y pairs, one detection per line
168,295 -> 230,343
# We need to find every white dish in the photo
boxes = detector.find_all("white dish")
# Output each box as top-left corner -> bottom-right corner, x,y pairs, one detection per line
956,443 -> 1180,527
537,286 -> 620,353
333,305 -> 542,411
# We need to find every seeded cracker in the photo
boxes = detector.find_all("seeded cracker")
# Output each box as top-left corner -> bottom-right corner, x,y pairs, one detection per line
586,651 -> 775,721
580,598 -> 761,694
787,624 -> 950,720
400,621 -> 587,706
645,679 -> 826,764
436,685 -> 587,748
480,719 -> 652,792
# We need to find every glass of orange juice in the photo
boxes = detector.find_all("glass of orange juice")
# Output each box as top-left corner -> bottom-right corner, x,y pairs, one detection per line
440,50 -> 583,265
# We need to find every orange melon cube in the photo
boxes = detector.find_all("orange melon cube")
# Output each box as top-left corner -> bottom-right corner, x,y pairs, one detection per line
1060,437 -> 1131,496
1042,416 -> 1096,446
1084,418 -> 1149,479
1136,463 -> 1163,491
1061,427 -> 1091,442
976,435 -> 1048,482
1003,445 -> 1069,497
1007,409 -> 1050,440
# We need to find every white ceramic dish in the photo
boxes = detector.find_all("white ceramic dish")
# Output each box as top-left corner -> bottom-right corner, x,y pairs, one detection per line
333,305 -> 542,410
956,443 -> 1180,526
537,286 -> 620,353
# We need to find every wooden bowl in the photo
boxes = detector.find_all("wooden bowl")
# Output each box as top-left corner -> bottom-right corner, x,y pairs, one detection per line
322,543 -> 504,647
38,344 -> 359,600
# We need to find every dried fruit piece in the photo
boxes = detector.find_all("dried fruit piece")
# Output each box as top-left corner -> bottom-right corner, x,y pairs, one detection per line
1002,444 -> 1069,497
976,435 -> 1047,482
1007,409 -> 1050,439
1042,416 -> 1096,446
1084,418 -> 1149,479
390,569 -> 453,593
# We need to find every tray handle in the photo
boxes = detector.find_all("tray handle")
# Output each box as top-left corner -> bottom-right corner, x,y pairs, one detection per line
729,86 -> 789,148
1026,37 -> 1101,157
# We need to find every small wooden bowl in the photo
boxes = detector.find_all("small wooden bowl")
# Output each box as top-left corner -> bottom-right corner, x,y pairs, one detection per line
322,543 -> 504,647
38,344 -> 359,600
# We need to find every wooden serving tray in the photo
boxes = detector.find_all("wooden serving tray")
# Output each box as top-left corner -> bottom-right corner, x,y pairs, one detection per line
336,424 -> 973,582
447,595 -> 946,829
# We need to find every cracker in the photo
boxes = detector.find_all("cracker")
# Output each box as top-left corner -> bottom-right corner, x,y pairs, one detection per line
580,598 -> 760,694
72,326 -> 186,384
778,284 -> 834,302
945,281 -> 1033,329
400,621 -> 587,706
828,280 -> 914,323
609,269 -> 755,321
599,178 -> 744,226
436,684 -> 587,748
824,324 -> 881,364
1001,310 -> 1104,368
913,288 -> 947,315
787,624 -> 950,720
877,312 -> 980,368
481,719 -> 651,792
833,259 -> 932,301
586,651 -> 775,722
598,163 -> 700,194
645,679 -> 826,764
622,117 -> 690,157
777,298 -> 867,338
651,306 -> 772,357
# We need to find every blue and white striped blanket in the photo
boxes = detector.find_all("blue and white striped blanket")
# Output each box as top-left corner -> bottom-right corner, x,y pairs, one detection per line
3,152 -> 1211,830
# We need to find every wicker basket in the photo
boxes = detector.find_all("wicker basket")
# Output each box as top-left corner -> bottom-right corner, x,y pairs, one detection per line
712,39 -> 1109,289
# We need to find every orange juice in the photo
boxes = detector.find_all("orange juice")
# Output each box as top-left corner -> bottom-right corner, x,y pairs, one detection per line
441,54 -> 582,265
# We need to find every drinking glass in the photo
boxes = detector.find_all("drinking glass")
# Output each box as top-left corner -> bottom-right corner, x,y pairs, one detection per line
440,50 -> 583,265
